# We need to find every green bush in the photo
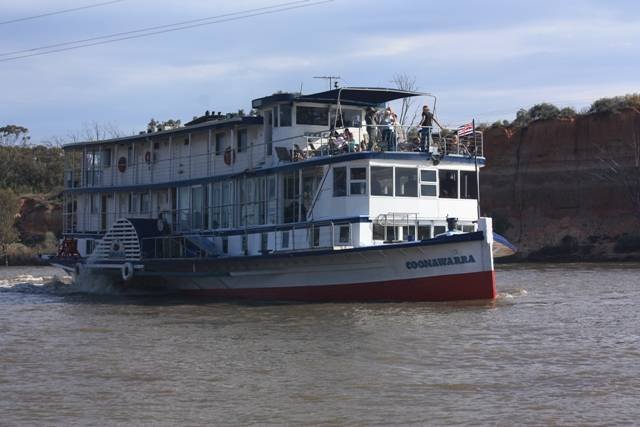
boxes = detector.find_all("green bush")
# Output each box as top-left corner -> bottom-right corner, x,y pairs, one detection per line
588,94 -> 640,114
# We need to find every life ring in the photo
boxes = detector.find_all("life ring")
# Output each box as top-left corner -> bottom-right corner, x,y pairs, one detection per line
223,147 -> 235,165
145,151 -> 152,164
121,262 -> 134,282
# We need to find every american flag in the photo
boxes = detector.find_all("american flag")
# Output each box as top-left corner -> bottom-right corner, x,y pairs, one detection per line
457,122 -> 474,137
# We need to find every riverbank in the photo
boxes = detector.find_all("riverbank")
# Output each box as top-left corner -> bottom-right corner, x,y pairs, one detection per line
481,107 -> 640,261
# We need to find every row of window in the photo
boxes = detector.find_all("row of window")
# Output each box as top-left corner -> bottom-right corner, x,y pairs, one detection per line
333,166 -> 478,199
268,104 -> 363,128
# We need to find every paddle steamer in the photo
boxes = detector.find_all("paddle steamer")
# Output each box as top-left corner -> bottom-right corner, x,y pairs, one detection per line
52,87 -> 514,301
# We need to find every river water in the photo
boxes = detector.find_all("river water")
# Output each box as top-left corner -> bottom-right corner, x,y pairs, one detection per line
0,264 -> 638,426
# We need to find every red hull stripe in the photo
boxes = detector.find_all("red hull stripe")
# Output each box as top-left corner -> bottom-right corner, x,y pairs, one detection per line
184,270 -> 496,302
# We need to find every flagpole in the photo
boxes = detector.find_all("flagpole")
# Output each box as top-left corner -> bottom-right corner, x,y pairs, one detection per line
473,119 -> 480,220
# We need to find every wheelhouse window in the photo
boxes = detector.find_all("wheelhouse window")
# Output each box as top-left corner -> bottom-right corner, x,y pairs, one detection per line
333,167 -> 347,197
460,171 -> 478,199
439,170 -> 458,199
296,106 -> 329,126
420,169 -> 437,197
395,168 -> 418,197
215,133 -> 225,155
330,108 -> 362,128
237,129 -> 248,153
279,104 -> 292,127
371,166 -> 393,196
350,167 -> 367,195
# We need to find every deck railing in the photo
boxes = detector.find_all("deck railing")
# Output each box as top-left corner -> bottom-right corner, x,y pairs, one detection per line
140,220 -> 355,259
63,127 -> 483,190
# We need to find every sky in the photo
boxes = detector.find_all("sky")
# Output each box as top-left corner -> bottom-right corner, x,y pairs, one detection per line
1,0 -> 640,143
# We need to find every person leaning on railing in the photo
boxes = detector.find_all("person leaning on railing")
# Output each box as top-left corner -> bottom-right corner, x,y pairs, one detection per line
419,105 -> 442,152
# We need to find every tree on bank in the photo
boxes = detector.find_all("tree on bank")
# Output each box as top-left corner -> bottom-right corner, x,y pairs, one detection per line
391,73 -> 419,125
0,125 -> 29,146
0,188 -> 19,266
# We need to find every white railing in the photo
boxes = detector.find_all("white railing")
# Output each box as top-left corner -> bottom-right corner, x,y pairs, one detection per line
63,127 -> 483,189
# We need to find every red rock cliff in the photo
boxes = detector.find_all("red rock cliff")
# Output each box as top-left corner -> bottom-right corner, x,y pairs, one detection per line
480,109 -> 640,259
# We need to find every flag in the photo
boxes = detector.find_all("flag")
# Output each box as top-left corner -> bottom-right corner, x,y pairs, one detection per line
457,122 -> 474,137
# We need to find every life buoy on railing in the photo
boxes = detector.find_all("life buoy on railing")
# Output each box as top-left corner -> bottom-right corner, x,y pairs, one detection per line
121,262 -> 134,282
223,147 -> 235,165
145,151 -> 152,164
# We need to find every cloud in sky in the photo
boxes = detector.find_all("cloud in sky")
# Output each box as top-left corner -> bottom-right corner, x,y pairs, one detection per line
1,0 -> 639,140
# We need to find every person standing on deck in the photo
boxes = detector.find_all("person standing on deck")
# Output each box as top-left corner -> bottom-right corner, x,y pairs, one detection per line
365,107 -> 378,150
419,105 -> 442,151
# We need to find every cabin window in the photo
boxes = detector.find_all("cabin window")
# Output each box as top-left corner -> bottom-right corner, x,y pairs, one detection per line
261,233 -> 269,253
215,133 -> 225,155
439,170 -> 458,199
460,171 -> 478,199
129,193 -> 139,214
221,181 -> 233,228
296,106 -> 329,126
267,176 -> 277,224
242,235 -> 248,254
283,172 -> 300,223
90,194 -> 99,214
312,227 -> 320,247
237,129 -> 248,153
371,166 -> 393,196
279,104 -> 292,127
222,237 -> 228,254
385,226 -> 398,242
273,105 -> 279,128
333,167 -> 347,197
395,168 -> 418,197
281,231 -> 290,249
402,226 -> 415,241
86,240 -> 95,255
463,225 -> 475,232
338,225 -> 350,244
418,225 -> 432,240
374,225 -> 397,241
191,186 -> 204,229
373,224 -> 385,240
434,225 -> 446,236
140,193 -> 150,214
349,167 -> 367,195
102,149 -> 112,168
420,169 -> 437,197
178,187 -> 190,230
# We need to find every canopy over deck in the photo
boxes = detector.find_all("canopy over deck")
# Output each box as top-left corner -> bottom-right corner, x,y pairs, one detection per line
296,87 -> 426,106
252,87 -> 428,109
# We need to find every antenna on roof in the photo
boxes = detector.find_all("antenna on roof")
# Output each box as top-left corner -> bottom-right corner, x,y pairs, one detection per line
313,75 -> 341,90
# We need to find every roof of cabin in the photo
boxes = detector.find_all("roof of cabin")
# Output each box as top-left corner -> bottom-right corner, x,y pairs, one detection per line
252,87 -> 425,108
62,116 -> 263,149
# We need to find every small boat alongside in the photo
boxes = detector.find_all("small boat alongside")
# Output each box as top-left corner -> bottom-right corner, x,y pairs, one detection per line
51,86 -> 514,301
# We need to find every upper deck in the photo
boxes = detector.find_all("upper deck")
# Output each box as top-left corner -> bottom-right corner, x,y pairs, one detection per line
62,87 -> 484,192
